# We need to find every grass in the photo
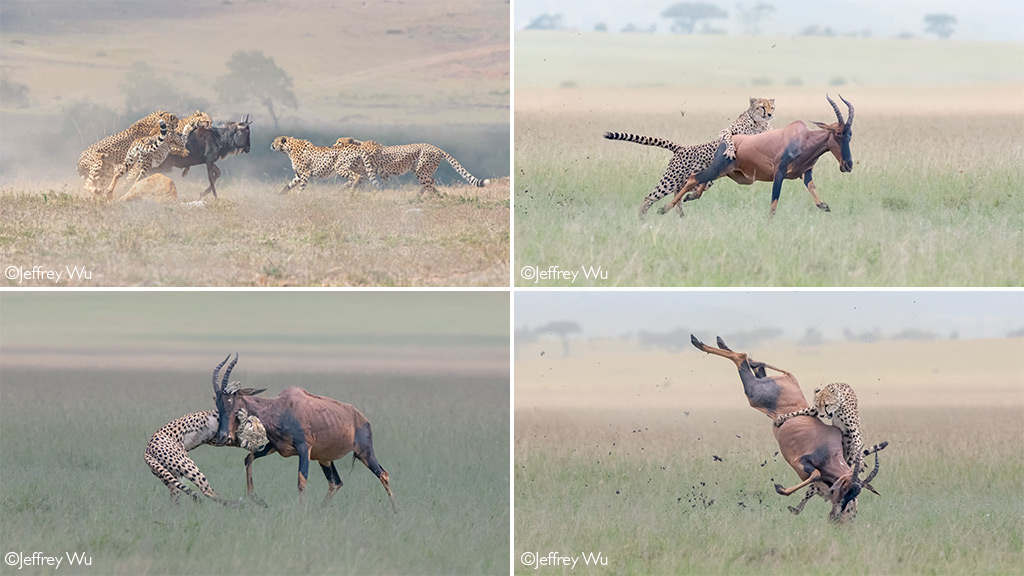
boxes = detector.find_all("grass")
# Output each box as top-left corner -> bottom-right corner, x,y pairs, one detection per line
0,292 -> 510,575
1,368 -> 509,575
513,32 -> 1024,286
0,178 -> 510,286
514,407 -> 1023,575
513,336 -> 1024,574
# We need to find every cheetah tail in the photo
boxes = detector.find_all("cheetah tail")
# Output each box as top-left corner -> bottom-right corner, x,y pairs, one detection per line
602,131 -> 683,153
439,149 -> 489,187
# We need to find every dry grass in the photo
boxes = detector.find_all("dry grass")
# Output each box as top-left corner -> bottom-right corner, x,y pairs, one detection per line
0,178 -> 510,286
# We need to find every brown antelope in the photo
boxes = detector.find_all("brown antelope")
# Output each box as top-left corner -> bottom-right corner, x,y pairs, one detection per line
210,354 -> 397,511
662,95 -> 854,216
690,335 -> 885,522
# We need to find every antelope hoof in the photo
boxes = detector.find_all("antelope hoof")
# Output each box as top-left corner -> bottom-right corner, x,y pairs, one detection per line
817,202 -> 830,212
787,506 -> 801,515
774,484 -> 787,495
657,206 -> 669,215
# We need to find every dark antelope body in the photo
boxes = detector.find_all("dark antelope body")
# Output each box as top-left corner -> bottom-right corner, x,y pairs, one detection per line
663,95 -> 854,215
210,353 -> 397,510
156,115 -> 252,198
690,335 -> 883,521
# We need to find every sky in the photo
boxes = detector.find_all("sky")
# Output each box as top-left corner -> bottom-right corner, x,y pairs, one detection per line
515,291 -> 1024,340
514,0 -> 1024,43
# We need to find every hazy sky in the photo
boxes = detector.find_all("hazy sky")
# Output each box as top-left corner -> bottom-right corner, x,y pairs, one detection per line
515,0 -> 1024,43
515,291 -> 1024,339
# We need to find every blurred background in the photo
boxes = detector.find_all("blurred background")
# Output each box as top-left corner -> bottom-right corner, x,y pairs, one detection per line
515,291 -> 1024,410
0,0 -> 510,187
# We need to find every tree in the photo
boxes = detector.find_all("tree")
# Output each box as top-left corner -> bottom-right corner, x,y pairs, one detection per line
735,2 -> 774,35
215,51 -> 297,130
661,2 -> 728,35
924,13 -> 956,39
536,321 -> 582,357
524,13 -> 565,31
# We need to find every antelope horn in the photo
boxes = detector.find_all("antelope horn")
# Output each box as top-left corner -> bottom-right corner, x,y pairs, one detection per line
838,94 -> 854,128
221,352 -> 239,391
826,94 -> 844,125
212,354 -> 231,394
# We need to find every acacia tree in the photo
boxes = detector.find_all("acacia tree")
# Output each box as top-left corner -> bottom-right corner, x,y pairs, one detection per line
735,2 -> 775,35
214,51 -> 297,129
536,321 -> 582,357
923,13 -> 957,39
661,2 -> 728,34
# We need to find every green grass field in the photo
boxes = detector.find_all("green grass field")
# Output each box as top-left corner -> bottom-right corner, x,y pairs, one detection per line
514,32 -> 1024,286
514,407 -> 1023,575
513,337 -> 1024,574
0,179 -> 509,287
0,292 -> 510,575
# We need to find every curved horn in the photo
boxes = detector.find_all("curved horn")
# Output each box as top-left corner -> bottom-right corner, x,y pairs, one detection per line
838,94 -> 854,128
212,354 -> 231,393
220,352 -> 239,391
826,94 -> 844,125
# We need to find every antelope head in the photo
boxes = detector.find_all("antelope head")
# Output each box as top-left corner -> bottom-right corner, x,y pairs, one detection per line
211,353 -> 266,446
813,94 -> 855,173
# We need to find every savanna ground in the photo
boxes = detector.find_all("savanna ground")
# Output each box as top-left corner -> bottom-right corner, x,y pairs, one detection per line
0,178 -> 510,286
514,33 -> 1024,286
0,1 -> 510,287
0,292 -> 510,575
514,338 -> 1024,574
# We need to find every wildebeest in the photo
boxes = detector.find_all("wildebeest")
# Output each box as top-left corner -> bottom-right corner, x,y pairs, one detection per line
690,334 -> 886,522
662,95 -> 854,215
209,354 -> 397,510
155,115 -> 252,198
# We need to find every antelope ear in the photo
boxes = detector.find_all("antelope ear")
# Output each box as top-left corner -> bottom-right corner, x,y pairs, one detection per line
239,387 -> 266,396
812,121 -> 830,130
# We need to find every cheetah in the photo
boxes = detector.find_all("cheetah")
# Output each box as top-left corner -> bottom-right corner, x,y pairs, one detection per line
603,97 -> 774,219
144,408 -> 267,504
774,382 -> 864,474
271,136 -> 381,193
331,137 -> 386,192
105,111 -> 211,198
77,110 -> 182,198
335,139 -> 490,199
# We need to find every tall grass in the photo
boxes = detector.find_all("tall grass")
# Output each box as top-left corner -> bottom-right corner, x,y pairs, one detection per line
1,368 -> 509,575
514,407 -> 1024,575
514,111 -> 1022,286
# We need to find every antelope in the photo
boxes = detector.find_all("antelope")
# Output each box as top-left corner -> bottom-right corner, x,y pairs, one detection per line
690,335 -> 886,522
210,354 -> 397,511
662,95 -> 854,216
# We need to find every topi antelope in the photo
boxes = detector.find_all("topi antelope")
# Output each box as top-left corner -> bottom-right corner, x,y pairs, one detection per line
690,334 -> 886,522
210,354 -> 397,511
663,95 -> 854,216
